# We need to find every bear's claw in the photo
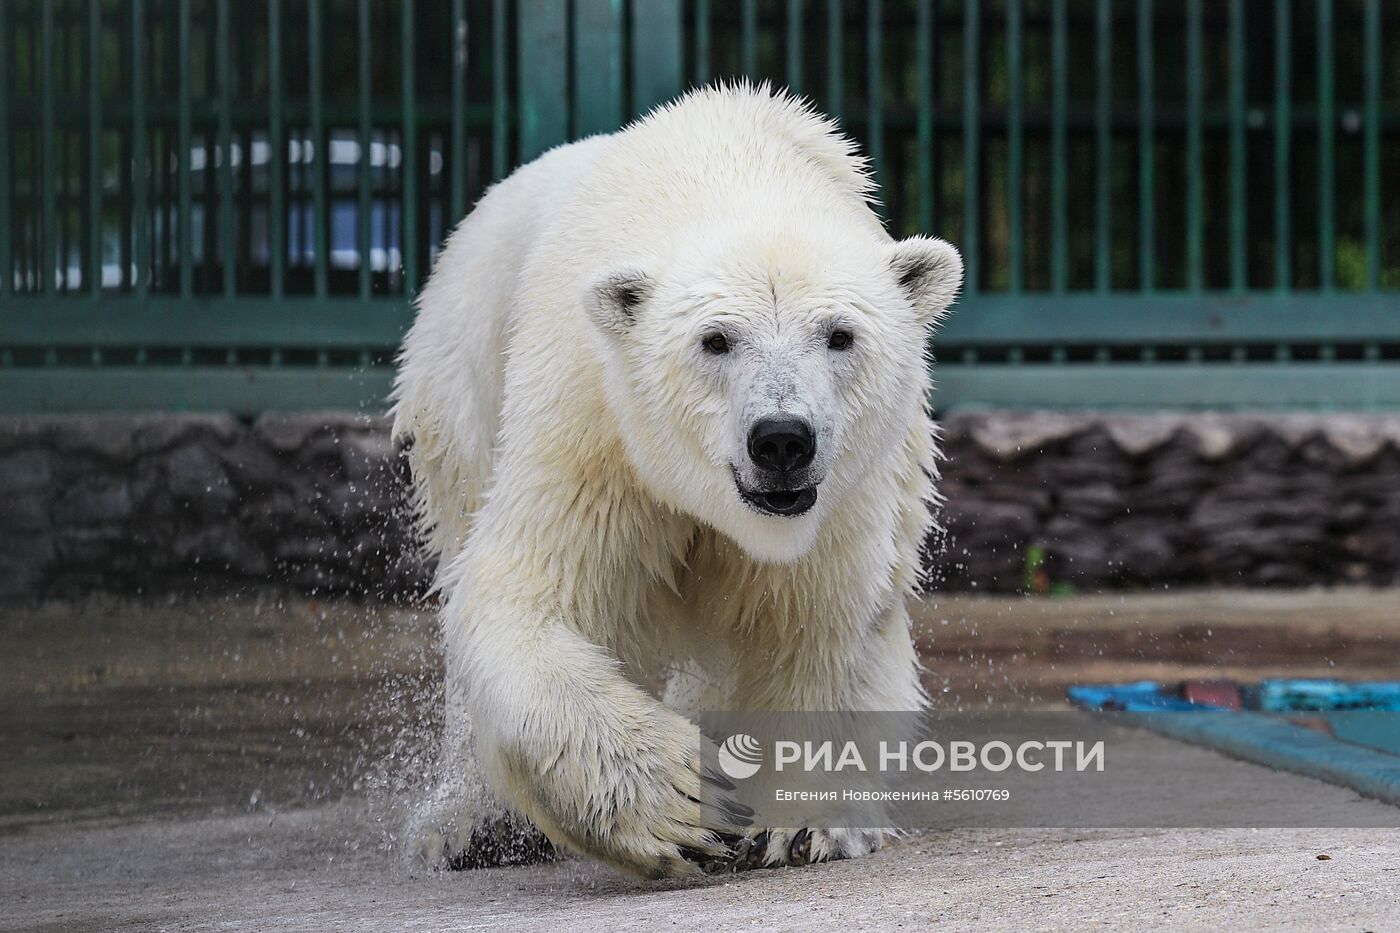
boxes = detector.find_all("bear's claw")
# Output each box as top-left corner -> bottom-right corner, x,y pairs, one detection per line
713,827 -> 885,872
678,830 -> 748,873
788,827 -> 812,864
700,766 -> 737,791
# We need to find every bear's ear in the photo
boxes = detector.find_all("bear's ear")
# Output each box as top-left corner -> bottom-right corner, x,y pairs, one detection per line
887,236 -> 963,328
584,266 -> 654,338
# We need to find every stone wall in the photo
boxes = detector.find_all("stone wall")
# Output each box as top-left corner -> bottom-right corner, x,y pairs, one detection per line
2,412 -> 1398,601
0,414 -> 425,602
928,413 -> 1400,592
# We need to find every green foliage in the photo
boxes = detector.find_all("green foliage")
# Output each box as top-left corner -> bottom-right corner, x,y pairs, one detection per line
1022,542 -> 1076,597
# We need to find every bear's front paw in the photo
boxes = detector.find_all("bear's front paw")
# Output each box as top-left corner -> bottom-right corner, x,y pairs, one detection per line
731,827 -> 886,870
579,752 -> 756,879
503,716 -> 755,879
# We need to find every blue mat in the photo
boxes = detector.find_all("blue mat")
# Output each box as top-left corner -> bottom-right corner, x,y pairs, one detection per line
1069,679 -> 1400,807
1069,678 -> 1400,714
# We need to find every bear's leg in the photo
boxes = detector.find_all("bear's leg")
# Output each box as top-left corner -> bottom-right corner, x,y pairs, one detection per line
441,580 -> 754,879
727,603 -> 924,870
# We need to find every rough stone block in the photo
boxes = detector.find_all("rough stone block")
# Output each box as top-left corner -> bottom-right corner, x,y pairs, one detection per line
0,447 -> 54,492
1057,483 -> 1127,523
51,476 -> 134,527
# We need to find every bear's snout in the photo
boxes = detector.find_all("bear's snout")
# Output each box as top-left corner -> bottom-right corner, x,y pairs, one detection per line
747,418 -> 815,474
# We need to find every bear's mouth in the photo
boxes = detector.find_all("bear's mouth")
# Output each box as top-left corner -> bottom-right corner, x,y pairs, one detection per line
732,468 -> 818,517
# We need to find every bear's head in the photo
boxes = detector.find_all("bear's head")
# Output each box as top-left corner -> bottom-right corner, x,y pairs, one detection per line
585,226 -> 962,563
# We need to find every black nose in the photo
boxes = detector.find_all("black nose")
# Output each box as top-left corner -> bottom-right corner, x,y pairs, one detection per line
748,418 -> 815,473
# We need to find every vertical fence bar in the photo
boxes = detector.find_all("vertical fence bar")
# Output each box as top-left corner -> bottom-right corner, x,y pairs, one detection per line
402,0 -> 418,294
1317,0 -> 1333,290
517,1 -> 568,162
916,0 -> 934,234
741,0 -> 757,79
826,0 -> 843,121
574,0 -> 623,134
24,9 -> 36,292
631,0 -> 683,117
218,0 -> 235,296
359,0 -> 373,298
269,0 -> 285,299
492,0 -> 507,181
41,0 -> 56,293
1185,0 -> 1202,290
131,0 -> 148,297
1094,0 -> 1111,292
163,3 -> 176,297
61,25 -> 71,292
309,0 -> 328,298
0,0 -> 9,296
1363,0 -> 1380,290
450,0 -> 467,222
1228,0 -> 1245,291
787,0 -> 803,93
0,0 -> 13,297
867,0 -> 883,200
694,0 -> 711,86
60,21 -> 71,293
1006,0 -> 1022,292
962,0 -> 980,295
51,21 -> 61,291
1050,0 -> 1066,292
177,0 -> 192,297
89,0 -> 104,297
1137,0 -> 1154,293
1273,0 -> 1289,290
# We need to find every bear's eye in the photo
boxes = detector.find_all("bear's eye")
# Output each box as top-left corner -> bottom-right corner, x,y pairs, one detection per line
828,329 -> 853,351
702,333 -> 730,355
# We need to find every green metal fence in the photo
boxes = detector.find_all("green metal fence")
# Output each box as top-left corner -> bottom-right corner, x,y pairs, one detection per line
1,0 -> 1397,413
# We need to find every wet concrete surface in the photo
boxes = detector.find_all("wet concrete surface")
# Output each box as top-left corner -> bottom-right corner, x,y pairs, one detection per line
1,599 -> 438,831
3,590 -> 1399,930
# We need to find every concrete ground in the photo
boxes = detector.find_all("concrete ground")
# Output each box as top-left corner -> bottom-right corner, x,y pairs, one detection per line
3,589 -> 1399,931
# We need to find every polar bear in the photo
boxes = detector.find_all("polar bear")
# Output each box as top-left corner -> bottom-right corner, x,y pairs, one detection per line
391,83 -> 962,879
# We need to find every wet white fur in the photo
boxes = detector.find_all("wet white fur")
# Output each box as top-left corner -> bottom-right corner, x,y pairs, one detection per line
392,84 -> 962,878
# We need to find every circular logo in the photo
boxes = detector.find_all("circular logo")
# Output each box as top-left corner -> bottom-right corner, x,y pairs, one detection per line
717,733 -> 763,780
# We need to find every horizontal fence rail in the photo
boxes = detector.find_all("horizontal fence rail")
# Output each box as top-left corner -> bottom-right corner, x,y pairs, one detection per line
0,0 -> 1397,413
